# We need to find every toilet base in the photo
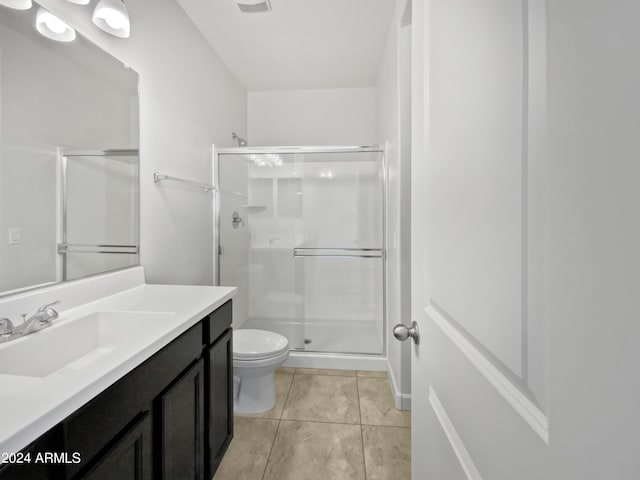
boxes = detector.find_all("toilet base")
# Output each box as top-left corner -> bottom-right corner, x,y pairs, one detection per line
234,371 -> 276,414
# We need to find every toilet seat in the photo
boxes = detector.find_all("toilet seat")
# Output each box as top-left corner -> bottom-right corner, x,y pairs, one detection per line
233,329 -> 289,361
233,349 -> 289,371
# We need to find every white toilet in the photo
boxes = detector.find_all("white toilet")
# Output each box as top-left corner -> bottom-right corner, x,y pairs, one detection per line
233,329 -> 290,414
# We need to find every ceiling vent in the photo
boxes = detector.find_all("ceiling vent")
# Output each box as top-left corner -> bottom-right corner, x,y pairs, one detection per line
237,0 -> 272,13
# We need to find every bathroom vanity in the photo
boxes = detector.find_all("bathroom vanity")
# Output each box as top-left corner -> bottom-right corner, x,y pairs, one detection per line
0,267 -> 235,480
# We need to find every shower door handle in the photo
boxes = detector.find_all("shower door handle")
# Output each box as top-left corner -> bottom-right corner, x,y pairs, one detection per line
393,322 -> 419,345
293,248 -> 382,258
231,211 -> 245,229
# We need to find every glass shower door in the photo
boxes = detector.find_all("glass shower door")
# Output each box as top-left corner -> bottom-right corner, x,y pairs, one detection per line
292,152 -> 384,354
217,149 -> 384,355
217,152 -> 305,346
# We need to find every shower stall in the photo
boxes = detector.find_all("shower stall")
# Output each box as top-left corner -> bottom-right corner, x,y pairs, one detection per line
214,146 -> 386,368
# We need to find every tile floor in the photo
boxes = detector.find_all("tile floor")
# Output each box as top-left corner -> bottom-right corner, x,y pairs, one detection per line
213,368 -> 411,480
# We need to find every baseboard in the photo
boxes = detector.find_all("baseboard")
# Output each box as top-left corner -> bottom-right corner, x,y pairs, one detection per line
284,351 -> 387,371
388,359 -> 411,410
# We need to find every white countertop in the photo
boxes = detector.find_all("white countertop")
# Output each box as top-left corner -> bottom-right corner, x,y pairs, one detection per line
0,267 -> 236,455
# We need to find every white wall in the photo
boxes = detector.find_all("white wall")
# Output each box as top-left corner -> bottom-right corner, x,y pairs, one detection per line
376,0 -> 412,408
248,88 -> 376,146
37,0 -> 247,286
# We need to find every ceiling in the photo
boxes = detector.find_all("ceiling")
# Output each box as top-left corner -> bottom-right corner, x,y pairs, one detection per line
176,0 -> 397,91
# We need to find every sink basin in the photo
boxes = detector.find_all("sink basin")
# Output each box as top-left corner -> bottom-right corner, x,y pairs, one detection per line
0,311 -> 176,378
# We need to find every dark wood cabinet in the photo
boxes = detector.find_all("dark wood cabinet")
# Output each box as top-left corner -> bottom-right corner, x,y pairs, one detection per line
206,328 -> 233,478
0,426 -> 65,480
63,323 -> 203,479
157,359 -> 205,480
83,413 -> 152,480
0,301 -> 233,480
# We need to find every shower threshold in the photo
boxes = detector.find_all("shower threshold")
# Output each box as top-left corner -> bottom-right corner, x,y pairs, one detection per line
242,317 -> 383,355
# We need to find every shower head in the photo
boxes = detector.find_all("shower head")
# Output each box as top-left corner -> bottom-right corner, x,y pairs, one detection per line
232,132 -> 248,147
237,0 -> 271,13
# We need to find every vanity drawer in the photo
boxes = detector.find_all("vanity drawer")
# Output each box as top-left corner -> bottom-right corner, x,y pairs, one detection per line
204,300 -> 232,345
63,322 -> 203,478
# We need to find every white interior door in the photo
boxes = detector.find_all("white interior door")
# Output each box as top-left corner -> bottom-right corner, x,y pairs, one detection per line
410,0 -> 640,478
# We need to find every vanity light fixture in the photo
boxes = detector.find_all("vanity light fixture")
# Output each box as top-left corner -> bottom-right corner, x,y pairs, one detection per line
0,0 -> 32,10
92,0 -> 130,38
35,7 -> 77,42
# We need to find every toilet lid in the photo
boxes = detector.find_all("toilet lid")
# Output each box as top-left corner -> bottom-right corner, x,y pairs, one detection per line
233,329 -> 289,360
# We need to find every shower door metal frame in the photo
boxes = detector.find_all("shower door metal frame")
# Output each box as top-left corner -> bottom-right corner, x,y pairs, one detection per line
212,144 -> 388,357
57,148 -> 140,282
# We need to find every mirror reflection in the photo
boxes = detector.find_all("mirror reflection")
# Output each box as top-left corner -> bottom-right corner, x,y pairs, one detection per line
0,3 -> 140,296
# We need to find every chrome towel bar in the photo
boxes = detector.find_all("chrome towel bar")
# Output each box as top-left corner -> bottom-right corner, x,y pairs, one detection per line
153,172 -> 216,192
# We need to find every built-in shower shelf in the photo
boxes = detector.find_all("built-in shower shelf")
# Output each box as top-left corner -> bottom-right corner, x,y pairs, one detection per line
240,204 -> 267,210
265,291 -> 304,305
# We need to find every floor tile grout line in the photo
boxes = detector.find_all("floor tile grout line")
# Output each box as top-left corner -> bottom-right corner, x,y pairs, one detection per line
234,415 -> 408,427
361,424 -> 368,480
278,418 -> 409,428
279,371 -> 296,420
361,423 -> 411,429
260,417 -> 281,480
236,416 -> 411,429
355,376 -> 368,480
261,373 -> 295,480
355,375 -> 363,425
278,417 -> 361,426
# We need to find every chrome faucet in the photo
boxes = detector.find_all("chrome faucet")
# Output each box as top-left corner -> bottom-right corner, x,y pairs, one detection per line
0,300 -> 61,343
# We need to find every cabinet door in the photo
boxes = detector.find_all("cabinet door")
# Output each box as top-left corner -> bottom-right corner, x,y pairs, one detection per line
83,412 -> 152,480
207,328 -> 233,478
158,359 -> 205,480
0,426 -> 65,480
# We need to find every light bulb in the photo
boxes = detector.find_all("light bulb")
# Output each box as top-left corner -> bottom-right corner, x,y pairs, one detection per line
99,7 -> 127,29
92,0 -> 130,38
0,0 -> 32,10
43,13 -> 67,34
35,8 -> 76,42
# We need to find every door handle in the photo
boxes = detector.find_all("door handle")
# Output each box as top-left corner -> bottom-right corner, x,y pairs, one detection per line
231,211 -> 244,229
393,321 -> 419,345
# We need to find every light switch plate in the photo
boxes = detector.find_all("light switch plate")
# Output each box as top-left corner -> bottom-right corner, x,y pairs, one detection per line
8,227 -> 21,245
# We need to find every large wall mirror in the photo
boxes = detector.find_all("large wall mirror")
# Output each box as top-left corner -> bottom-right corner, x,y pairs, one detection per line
0,3 -> 140,297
